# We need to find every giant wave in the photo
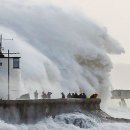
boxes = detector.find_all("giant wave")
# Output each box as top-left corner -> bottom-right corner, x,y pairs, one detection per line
0,0 -> 128,130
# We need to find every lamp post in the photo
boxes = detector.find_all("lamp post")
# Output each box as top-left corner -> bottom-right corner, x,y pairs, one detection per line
8,49 -> 10,100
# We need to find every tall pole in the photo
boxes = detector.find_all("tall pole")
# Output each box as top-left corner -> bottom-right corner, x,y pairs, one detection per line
0,34 -> 2,53
8,49 -> 10,100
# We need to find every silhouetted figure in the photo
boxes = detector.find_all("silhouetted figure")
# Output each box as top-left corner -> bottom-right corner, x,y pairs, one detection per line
72,93 -> 75,98
74,93 -> 79,98
34,90 -> 38,99
90,93 -> 98,99
61,92 -> 65,99
67,93 -> 72,98
82,93 -> 86,99
41,91 -> 52,99
47,92 -> 52,99
41,91 -> 47,98
79,93 -> 83,98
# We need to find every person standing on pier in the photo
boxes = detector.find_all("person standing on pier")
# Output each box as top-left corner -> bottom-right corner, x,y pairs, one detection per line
34,90 -> 38,99
61,92 -> 65,99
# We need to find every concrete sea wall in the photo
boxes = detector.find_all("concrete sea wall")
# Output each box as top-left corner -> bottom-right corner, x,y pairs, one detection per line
0,98 -> 101,124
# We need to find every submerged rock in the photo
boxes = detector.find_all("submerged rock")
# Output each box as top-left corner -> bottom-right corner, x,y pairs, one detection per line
54,112 -> 98,129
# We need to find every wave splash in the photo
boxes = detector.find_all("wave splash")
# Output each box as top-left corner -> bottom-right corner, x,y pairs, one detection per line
0,112 -> 130,130
0,1 -> 124,104
0,113 -> 97,130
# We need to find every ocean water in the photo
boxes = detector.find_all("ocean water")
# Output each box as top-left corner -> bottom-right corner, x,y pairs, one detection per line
0,0 -> 129,129
0,110 -> 130,130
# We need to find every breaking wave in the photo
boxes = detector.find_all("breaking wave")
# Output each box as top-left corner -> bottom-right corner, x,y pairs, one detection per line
0,1 -> 129,130
0,112 -> 130,130
0,0 -> 124,104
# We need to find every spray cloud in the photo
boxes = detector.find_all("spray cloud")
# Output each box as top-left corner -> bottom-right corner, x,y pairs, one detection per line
0,0 -> 124,105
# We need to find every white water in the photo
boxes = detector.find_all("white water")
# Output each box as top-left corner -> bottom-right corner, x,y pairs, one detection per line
0,112 -> 130,130
0,0 -> 129,130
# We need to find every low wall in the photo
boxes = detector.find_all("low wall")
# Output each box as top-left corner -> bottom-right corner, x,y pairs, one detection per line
0,98 -> 101,124
111,90 -> 130,99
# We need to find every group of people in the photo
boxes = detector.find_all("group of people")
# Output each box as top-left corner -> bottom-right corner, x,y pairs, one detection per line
61,92 -> 98,99
61,92 -> 86,99
34,90 -> 98,100
34,90 -> 52,99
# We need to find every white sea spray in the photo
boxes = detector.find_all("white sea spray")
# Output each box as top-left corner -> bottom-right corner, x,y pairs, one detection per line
0,1 -> 128,130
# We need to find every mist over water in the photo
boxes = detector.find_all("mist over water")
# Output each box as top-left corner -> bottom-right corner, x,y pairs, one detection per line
0,0 -> 128,129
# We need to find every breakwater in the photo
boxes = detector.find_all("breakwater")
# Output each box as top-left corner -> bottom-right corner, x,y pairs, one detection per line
0,98 -> 101,124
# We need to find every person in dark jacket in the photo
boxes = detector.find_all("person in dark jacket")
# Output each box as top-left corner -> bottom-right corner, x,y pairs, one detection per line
74,93 -> 79,98
82,93 -> 86,99
90,93 -> 98,99
72,93 -> 75,98
79,93 -> 83,98
61,92 -> 65,99
47,92 -> 52,99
